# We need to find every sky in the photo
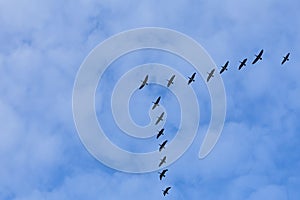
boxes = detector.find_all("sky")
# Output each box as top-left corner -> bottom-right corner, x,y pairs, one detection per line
0,0 -> 300,199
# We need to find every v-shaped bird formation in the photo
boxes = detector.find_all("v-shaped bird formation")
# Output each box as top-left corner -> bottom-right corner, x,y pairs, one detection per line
137,50 -> 290,196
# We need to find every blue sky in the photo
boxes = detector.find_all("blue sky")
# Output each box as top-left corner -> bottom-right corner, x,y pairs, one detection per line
1,0 -> 300,199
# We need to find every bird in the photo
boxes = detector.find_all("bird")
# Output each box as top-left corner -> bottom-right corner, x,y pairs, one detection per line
281,53 -> 290,65
220,61 -> 229,74
159,169 -> 168,180
162,186 -> 171,196
159,140 -> 168,152
238,58 -> 247,70
156,128 -> 165,139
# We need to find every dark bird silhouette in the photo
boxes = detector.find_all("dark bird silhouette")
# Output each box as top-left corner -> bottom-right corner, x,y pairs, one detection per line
220,61 -> 229,74
159,140 -> 168,152
207,69 -> 215,82
156,128 -> 165,139
155,112 -> 164,125
159,169 -> 168,180
138,75 -> 148,89
252,49 -> 264,64
162,186 -> 171,196
188,72 -> 196,85
159,156 -> 167,167
152,96 -> 161,110
167,75 -> 175,87
281,53 -> 290,65
238,58 -> 247,70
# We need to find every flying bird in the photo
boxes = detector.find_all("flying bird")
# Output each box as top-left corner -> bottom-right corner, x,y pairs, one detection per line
159,156 -> 167,167
152,96 -> 161,110
155,112 -> 164,125
238,58 -> 247,70
188,72 -> 196,85
138,75 -> 148,89
156,128 -> 165,139
252,49 -> 264,64
207,69 -> 215,82
162,186 -> 171,196
167,75 -> 175,87
159,169 -> 168,180
159,140 -> 168,152
220,61 -> 229,74
281,53 -> 290,65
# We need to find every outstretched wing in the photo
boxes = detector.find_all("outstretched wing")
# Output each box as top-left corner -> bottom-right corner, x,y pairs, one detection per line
252,56 -> 259,64
152,104 -> 158,110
